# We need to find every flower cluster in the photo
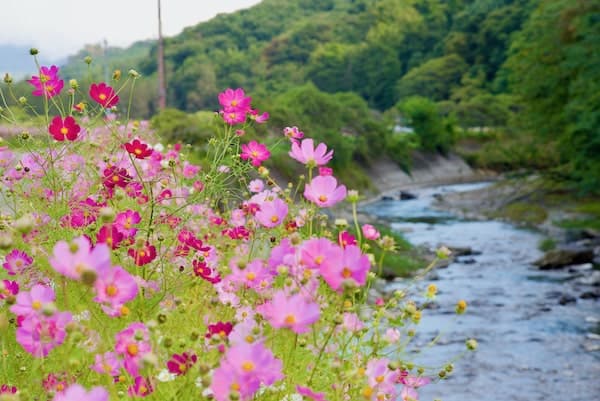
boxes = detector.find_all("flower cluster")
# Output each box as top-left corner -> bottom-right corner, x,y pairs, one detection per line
0,62 -> 471,400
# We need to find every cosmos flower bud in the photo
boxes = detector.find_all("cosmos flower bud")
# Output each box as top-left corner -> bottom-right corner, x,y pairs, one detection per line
466,338 -> 478,351
3,73 -> 12,84
456,299 -> 467,314
42,302 -> 57,316
99,206 -> 115,223
29,48 -> 39,55
81,269 -> 97,286
112,69 -> 121,81
128,69 -> 140,78
69,79 -> 78,89
18,96 -> 27,105
0,232 -> 14,250
84,56 -> 92,65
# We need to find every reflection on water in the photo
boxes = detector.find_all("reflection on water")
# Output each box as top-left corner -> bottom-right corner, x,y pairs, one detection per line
363,183 -> 600,401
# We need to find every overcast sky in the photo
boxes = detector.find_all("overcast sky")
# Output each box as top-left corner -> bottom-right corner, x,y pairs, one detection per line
1,0 -> 262,60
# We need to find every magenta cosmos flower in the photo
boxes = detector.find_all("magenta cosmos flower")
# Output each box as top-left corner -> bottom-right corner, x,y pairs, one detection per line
52,384 -> 108,401
2,249 -> 33,275
89,82 -> 119,108
255,197 -> 288,228
218,88 -> 252,113
289,138 -> 333,167
91,351 -> 122,376
296,385 -> 327,401
304,175 -> 347,207
167,352 -> 197,376
48,116 -> 81,141
241,141 -> 270,167
259,290 -> 320,334
50,236 -> 111,280
28,65 -> 64,98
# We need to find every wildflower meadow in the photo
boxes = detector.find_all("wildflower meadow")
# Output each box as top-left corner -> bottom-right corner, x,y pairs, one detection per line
0,55 -> 473,401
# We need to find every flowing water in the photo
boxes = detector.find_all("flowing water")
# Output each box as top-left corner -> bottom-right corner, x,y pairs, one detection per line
362,183 -> 600,401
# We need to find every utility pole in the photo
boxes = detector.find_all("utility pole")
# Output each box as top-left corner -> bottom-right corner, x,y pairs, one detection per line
157,0 -> 167,110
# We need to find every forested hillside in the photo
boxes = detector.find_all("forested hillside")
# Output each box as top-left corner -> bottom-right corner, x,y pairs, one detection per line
9,0 -> 599,191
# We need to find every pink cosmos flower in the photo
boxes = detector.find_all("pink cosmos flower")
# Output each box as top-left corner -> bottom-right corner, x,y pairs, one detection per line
341,312 -> 364,332
128,376 -> 153,397
0,146 -> 15,168
10,284 -> 55,317
384,328 -> 401,343
53,384 -> 108,401
228,259 -> 272,291
28,65 -> 64,98
91,351 -> 122,376
248,179 -> 264,193
240,141 -> 270,167
318,166 -> 333,176
299,238 -> 342,273
304,175 -> 347,208
259,290 -> 320,334
2,249 -> 33,275
89,83 -> 119,108
211,342 -> 283,401
222,109 -> 247,125
399,373 -> 431,401
252,110 -> 269,123
320,245 -> 369,292
289,138 -> 333,166
283,126 -> 304,141
94,266 -> 138,310
50,236 -> 111,280
16,312 -> 72,357
362,224 -> 381,240
0,280 -> 18,299
114,209 -> 141,238
218,88 -> 251,112
365,358 -> 397,400
255,198 -> 288,228
296,385 -> 327,401
167,352 -> 197,376
48,116 -> 81,141
115,323 -> 152,377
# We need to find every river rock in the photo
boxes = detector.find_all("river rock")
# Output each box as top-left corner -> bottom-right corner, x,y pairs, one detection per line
380,195 -> 395,201
558,294 -> 577,305
447,246 -> 479,257
567,263 -> 594,273
458,257 -> 477,264
399,191 -> 417,200
534,246 -> 594,269
580,290 -> 600,300
574,271 -> 600,286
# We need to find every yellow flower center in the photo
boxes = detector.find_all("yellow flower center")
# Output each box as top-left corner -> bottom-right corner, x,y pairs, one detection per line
318,195 -> 328,203
106,284 -> 118,297
284,314 -> 297,325
120,305 -> 130,316
178,363 -> 187,373
99,93 -> 107,101
231,100 -> 238,107
60,127 -> 68,135
112,175 -> 120,182
32,300 -> 42,310
134,148 -> 142,155
362,386 -> 373,398
245,272 -> 256,281
376,375 -> 384,383
342,267 -> 352,278
139,385 -> 148,394
103,363 -> 113,373
127,343 -> 138,356
241,361 -> 255,372
245,335 -> 254,343
315,256 -> 323,265
230,382 -> 240,391
45,84 -> 54,93
271,215 -> 279,223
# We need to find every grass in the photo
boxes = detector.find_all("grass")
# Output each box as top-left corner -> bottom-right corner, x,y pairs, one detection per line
492,202 -> 548,225
538,237 -> 557,252
370,224 -> 426,278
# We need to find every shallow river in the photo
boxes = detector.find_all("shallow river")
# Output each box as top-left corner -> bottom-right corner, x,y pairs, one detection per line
362,183 -> 600,401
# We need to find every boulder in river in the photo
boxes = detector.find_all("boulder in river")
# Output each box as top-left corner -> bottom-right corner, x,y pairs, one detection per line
533,246 -> 594,269
399,191 -> 418,200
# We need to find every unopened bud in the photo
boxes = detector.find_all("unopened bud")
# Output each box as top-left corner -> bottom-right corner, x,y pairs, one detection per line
29,48 -> 39,55
84,56 -> 92,65
18,97 -> 27,105
466,338 -> 478,351
346,190 -> 359,203
128,69 -> 140,78
42,302 -> 57,316
99,207 -> 115,223
112,70 -> 121,81
69,79 -> 79,89
3,73 -> 12,84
